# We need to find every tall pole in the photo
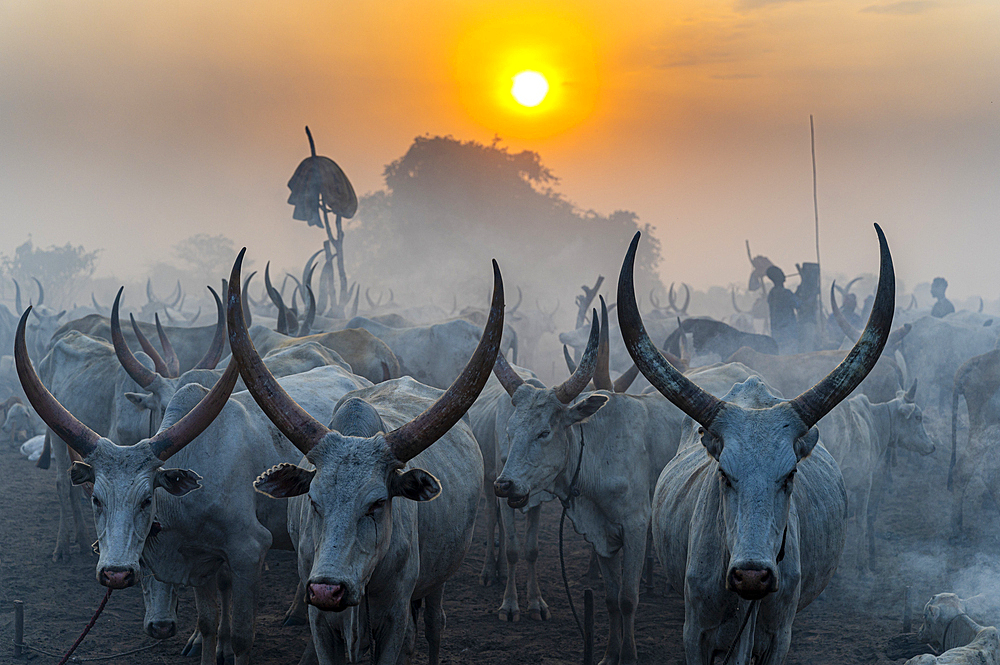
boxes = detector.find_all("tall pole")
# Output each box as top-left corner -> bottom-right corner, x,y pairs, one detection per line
810,115 -> 824,346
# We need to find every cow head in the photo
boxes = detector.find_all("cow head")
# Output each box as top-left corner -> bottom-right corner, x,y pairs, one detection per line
888,381 -> 935,456
917,593 -> 976,652
14,307 -> 238,589
228,249 -> 504,612
494,305 -> 608,509
142,570 -> 181,639
619,225 -> 894,601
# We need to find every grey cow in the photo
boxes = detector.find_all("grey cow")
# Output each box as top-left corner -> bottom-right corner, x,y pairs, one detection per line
620,225 -> 895,664
231,253 -> 502,665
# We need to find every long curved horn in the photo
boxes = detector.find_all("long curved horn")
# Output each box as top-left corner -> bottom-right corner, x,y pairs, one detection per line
32,277 -> 44,307
14,279 -> 22,314
979,297 -> 984,313
91,292 -> 103,312
112,289 -> 158,388
129,313 -> 169,376
154,314 -> 180,377
619,232 -> 727,430
241,271 -> 256,326
193,286 -> 226,370
350,286 -> 359,318
384,260 -> 505,462
789,224 -> 895,429
147,359 -> 239,460
228,250 -> 331,454
509,286 -> 522,314
554,313 -> 600,404
746,240 -> 754,266
146,278 -> 157,304
680,283 -> 691,314
650,290 -> 661,310
168,280 -> 183,308
366,288 -> 377,310
303,248 -> 323,288
494,351 -> 525,397
613,365 -> 640,393
264,262 -> 284,313
298,264 -> 317,337
15,308 -> 101,458
668,283 -> 677,312
830,282 -> 862,342
843,276 -> 863,295
593,297 -> 613,391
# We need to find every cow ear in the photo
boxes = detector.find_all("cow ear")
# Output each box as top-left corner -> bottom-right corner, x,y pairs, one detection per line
566,395 -> 608,425
254,463 -> 314,499
794,427 -> 820,461
69,461 -> 95,486
699,427 -> 723,460
125,392 -> 158,409
390,468 -> 441,502
899,403 -> 917,420
155,468 -> 202,496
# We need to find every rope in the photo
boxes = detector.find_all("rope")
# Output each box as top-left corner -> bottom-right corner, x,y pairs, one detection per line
57,587 -> 112,665
720,599 -> 759,665
16,639 -> 163,662
558,428 -> 587,641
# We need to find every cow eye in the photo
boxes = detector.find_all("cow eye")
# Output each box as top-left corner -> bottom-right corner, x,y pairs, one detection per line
367,498 -> 386,516
141,496 -> 152,509
538,430 -> 551,440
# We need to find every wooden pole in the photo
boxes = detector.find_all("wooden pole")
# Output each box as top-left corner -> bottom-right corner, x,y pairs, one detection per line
810,115 -> 826,348
583,589 -> 594,665
14,600 -> 24,656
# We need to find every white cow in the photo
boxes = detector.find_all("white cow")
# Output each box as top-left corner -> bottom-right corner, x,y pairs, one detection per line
907,593 -> 1000,665
620,225 -> 895,664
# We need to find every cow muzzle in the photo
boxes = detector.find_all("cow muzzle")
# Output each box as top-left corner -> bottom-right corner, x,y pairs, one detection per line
493,479 -> 528,508
727,565 -> 778,600
99,567 -> 137,589
307,582 -> 353,612
145,620 -> 177,640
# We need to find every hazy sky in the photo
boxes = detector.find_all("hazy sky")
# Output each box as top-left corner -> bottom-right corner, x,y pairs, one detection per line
1,0 -> 997,299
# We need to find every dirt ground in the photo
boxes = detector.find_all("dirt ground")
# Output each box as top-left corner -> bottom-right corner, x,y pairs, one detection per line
0,406 -> 994,664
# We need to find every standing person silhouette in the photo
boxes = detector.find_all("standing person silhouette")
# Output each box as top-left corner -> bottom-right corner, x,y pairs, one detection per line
766,265 -> 799,354
931,277 -> 955,318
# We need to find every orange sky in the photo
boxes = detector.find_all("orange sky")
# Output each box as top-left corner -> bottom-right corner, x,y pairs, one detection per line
1,0 -> 998,299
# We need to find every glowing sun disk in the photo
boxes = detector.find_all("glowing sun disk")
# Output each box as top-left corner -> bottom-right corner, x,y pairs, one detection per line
511,71 -> 549,107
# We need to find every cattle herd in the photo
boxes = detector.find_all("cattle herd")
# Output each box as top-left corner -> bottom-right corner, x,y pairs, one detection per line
2,224 -> 1000,665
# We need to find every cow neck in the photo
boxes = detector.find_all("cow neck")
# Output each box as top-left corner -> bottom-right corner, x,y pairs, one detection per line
943,612 -> 981,651
556,424 -> 586,509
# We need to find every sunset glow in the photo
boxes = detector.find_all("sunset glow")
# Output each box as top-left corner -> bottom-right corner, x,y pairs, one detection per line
511,71 -> 549,107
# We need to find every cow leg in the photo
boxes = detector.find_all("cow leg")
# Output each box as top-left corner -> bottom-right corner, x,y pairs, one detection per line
524,505 -> 549,620
854,490 -> 871,573
52,437 -> 82,561
423,584 -> 446,665
217,567 -> 235,665
584,548 -> 602,580
479,494 -> 501,587
182,628 -> 203,658
309,607 -> 348,665
617,529 -> 645,665
194,579 -> 221,665
497,503 -> 521,622
296,633 -> 319,665
370,596 -> 410,665
597,552 -> 624,665
227,544 -> 267,665
284,581 -> 309,626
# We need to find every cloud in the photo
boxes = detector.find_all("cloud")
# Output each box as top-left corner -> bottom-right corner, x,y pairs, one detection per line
735,0 -> 809,11
859,1 -> 937,15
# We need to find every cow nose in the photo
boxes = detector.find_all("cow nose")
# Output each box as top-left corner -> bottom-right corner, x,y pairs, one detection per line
494,479 -> 513,497
308,583 -> 347,612
146,620 -> 177,639
727,567 -> 776,600
100,568 -> 136,589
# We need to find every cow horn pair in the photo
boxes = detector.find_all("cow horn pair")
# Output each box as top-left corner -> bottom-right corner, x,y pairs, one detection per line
496,308 -> 600,403
228,249 -> 505,463
15,308 -> 239,461
619,224 -> 895,432
111,287 -> 227,389
830,282 -> 911,354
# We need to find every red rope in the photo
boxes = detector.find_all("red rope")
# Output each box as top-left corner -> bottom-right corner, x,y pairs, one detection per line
57,587 -> 112,665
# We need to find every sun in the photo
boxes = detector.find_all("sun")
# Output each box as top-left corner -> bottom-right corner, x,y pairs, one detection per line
511,71 -> 549,107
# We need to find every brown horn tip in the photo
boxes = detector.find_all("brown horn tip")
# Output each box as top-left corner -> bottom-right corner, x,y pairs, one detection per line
193,286 -> 226,369
147,358 -> 240,460
130,312 -> 169,377
113,288 -> 159,389
385,259 -> 505,462
494,350 -> 525,397
593,296 -> 613,391
227,249 -> 330,455
15,308 -> 101,459
789,223 -> 895,429
154,313 -> 181,377
554,310 -> 600,404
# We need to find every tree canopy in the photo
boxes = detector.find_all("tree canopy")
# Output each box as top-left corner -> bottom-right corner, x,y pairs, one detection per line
348,135 -> 663,311
2,239 -> 100,308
